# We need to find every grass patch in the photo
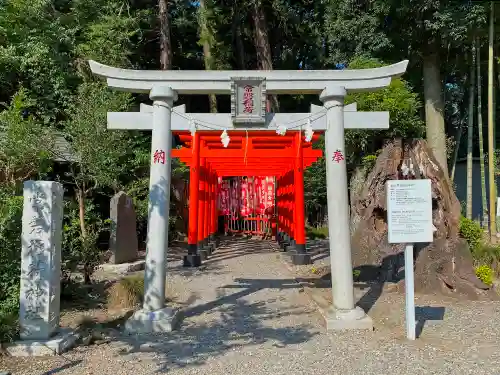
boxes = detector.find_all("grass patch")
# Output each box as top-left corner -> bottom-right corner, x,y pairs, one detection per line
306,226 -> 328,239
107,274 -> 144,310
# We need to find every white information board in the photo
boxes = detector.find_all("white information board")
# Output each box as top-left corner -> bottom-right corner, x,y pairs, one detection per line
387,179 -> 433,244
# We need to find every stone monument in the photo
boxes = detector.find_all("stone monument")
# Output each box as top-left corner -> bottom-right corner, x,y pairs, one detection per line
6,181 -> 78,356
109,191 -> 138,264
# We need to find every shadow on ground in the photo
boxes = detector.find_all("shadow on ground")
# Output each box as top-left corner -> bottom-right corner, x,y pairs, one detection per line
113,276 -> 318,373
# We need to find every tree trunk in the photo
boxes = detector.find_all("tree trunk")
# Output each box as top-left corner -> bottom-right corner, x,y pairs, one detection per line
159,0 -> 172,70
251,0 -> 279,112
76,188 -> 87,238
487,1 -> 496,239
450,122 -> 463,181
466,44 -> 476,219
477,39 -> 489,229
199,0 -> 217,113
232,5 -> 246,69
423,49 -> 448,177
349,139 -> 495,299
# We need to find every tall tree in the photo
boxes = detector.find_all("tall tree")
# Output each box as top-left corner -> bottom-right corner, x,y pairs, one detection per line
423,43 -> 448,176
487,1 -> 496,239
477,39 -> 488,228
159,0 -> 173,69
466,43 -> 476,219
198,0 -> 217,113
251,0 -> 279,112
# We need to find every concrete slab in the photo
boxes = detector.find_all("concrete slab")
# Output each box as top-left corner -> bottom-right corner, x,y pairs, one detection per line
5,328 -> 80,356
321,306 -> 374,331
99,260 -> 145,275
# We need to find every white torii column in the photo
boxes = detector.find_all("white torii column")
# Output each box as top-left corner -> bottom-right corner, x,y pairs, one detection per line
319,86 -> 373,330
124,85 -> 180,333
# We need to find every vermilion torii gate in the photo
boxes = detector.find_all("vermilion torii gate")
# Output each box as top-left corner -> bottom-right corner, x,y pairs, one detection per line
171,130 -> 323,267
90,60 -> 408,333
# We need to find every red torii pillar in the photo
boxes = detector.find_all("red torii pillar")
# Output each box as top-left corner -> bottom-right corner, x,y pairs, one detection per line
289,132 -> 311,264
183,132 -> 202,267
203,164 -> 213,253
210,172 -> 217,241
197,157 -> 210,259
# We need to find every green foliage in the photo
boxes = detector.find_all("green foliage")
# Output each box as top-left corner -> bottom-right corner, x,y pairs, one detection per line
475,265 -> 494,286
472,244 -> 500,267
0,0 -> 76,122
0,190 -> 23,342
324,0 -> 391,65
73,0 -> 150,69
459,216 -> 483,253
306,226 -> 328,239
361,154 -> 379,170
304,137 -> 327,218
62,200 -> 108,281
62,81 -> 133,192
345,56 -> 424,165
0,89 -> 54,191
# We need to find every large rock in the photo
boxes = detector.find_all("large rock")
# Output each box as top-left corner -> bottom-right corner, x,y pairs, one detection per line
109,191 -> 138,264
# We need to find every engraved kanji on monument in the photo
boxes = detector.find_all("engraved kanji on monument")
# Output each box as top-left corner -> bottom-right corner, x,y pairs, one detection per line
109,191 -> 138,264
19,181 -> 64,340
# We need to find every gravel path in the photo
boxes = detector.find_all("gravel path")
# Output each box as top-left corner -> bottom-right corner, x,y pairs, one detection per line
3,237 -> 500,374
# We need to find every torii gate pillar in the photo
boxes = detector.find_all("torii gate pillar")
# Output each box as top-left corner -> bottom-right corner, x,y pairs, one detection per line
320,86 -> 372,330
125,86 -> 181,333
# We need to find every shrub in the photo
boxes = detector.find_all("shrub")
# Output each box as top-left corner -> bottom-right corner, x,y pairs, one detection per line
475,265 -> 494,286
306,226 -> 328,239
472,243 -> 500,266
62,200 -> 108,284
107,274 -> 144,310
0,191 -> 23,342
459,216 -> 483,253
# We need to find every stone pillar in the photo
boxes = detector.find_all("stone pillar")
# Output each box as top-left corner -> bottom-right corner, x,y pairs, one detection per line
320,86 -> 373,330
19,181 -> 64,340
109,191 -> 138,264
126,86 -> 180,333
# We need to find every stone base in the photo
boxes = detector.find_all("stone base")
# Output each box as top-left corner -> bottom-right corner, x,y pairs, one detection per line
125,307 -> 180,334
322,306 -> 373,331
291,253 -> 312,265
204,244 -> 213,254
279,241 -> 290,250
5,328 -> 79,356
199,249 -> 209,260
183,254 -> 202,267
100,260 -> 145,274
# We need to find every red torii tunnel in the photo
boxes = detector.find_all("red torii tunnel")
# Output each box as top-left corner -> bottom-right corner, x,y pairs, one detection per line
171,130 -> 323,267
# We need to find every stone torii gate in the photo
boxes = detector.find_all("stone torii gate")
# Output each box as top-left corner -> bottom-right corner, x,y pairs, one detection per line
90,60 -> 408,333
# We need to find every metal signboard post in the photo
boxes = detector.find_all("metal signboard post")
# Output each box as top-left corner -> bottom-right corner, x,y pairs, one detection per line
387,179 -> 433,340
